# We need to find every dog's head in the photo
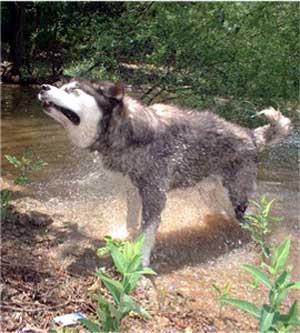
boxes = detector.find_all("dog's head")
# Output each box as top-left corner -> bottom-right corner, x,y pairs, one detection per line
38,78 -> 124,148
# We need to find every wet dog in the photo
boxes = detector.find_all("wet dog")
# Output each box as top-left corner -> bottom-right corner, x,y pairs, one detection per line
38,79 -> 291,266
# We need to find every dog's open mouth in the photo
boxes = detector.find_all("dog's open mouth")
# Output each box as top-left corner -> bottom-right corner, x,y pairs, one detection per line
42,100 -> 80,126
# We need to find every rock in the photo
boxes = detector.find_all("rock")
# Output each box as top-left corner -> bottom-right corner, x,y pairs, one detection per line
0,283 -> 18,301
29,211 -> 53,227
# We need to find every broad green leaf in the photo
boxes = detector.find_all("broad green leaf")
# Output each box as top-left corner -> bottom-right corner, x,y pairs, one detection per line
134,235 -> 145,253
260,195 -> 267,206
78,318 -> 101,332
261,262 -> 276,275
15,176 -> 29,185
123,241 -> 135,262
241,264 -> 272,289
272,240 -> 290,273
108,302 -> 123,322
96,269 -> 123,304
273,288 -> 288,308
276,301 -> 300,325
248,199 -> 261,209
5,155 -> 22,168
138,266 -> 157,275
127,254 -> 142,273
260,305 -> 275,332
262,199 -> 275,217
121,294 -> 151,319
96,246 -> 110,257
274,270 -> 290,289
288,282 -> 300,289
109,243 -> 127,274
123,272 -> 141,293
102,310 -> 117,332
221,298 -> 260,318
244,214 -> 260,223
285,301 -> 299,323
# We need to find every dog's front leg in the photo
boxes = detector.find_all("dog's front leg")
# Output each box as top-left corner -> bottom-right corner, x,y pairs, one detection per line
126,187 -> 142,238
138,186 -> 167,267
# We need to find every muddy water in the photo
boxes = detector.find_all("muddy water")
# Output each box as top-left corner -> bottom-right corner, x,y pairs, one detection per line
1,84 -> 299,316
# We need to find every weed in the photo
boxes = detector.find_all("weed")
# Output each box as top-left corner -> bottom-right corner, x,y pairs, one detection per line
0,189 -> 12,220
80,235 -> 156,332
5,147 -> 47,185
243,195 -> 282,258
220,239 -> 300,332
212,283 -> 231,317
96,236 -> 127,258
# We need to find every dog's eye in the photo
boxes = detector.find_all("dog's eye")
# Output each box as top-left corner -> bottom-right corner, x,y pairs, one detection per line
64,87 -> 80,96
73,89 -> 80,97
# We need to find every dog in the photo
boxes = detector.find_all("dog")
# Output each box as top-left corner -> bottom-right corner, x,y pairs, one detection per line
38,78 -> 291,266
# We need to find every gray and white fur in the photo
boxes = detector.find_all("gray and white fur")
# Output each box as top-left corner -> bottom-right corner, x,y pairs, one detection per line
38,78 -> 291,266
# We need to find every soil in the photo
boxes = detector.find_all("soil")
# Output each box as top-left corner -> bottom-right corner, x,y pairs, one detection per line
1,179 -> 298,333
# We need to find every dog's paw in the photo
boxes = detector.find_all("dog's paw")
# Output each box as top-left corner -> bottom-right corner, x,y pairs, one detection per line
108,225 -> 132,241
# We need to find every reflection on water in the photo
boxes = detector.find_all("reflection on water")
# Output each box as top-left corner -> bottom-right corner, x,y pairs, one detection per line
1,84 -> 299,269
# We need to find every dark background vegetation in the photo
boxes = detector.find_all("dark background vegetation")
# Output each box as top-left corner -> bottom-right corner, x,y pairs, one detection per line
1,1 -> 299,124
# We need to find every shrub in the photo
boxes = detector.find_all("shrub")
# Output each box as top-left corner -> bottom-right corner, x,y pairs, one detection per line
5,147 -> 47,185
220,239 -> 300,332
80,235 -> 156,332
243,196 -> 282,258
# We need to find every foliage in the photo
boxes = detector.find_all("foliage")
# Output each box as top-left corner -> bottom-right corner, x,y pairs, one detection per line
96,235 -> 127,258
243,196 -> 282,259
220,239 -> 300,332
212,283 -> 231,317
1,2 -> 299,122
0,189 -> 12,220
80,235 -> 156,332
5,148 -> 47,185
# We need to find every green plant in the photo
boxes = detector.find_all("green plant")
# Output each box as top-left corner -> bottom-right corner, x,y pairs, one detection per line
220,239 -> 300,332
243,195 -> 282,258
5,148 -> 47,185
212,283 -> 231,316
0,189 -> 12,220
80,235 -> 156,332
96,236 -> 127,258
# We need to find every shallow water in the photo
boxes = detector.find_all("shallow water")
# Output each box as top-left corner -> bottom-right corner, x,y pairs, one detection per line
1,84 -> 299,273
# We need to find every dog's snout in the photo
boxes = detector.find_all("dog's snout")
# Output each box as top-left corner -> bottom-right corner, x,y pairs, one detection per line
41,84 -> 51,91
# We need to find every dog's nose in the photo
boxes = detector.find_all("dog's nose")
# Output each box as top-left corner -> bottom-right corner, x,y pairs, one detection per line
41,84 -> 51,91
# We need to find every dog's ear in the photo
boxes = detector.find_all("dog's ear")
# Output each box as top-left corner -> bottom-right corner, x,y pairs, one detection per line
107,82 -> 124,101
92,81 -> 124,101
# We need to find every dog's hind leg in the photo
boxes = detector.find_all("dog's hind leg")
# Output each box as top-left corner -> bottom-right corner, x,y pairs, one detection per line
196,175 -> 235,220
222,162 -> 257,222
138,184 -> 167,266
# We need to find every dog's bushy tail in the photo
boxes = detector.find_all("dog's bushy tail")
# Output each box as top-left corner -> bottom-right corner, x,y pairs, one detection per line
253,107 -> 291,151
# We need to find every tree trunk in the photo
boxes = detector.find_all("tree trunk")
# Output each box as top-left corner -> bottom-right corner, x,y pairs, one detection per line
7,2 -> 25,81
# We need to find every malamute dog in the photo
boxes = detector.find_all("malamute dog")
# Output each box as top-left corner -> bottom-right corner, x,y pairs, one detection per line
38,79 -> 291,266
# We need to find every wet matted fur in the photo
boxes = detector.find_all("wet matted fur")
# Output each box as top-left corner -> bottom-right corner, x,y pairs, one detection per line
38,79 -> 291,266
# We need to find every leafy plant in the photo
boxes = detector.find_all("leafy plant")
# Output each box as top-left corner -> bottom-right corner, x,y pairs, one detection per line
80,235 -> 156,332
96,236 -> 127,258
212,283 -> 231,316
0,189 -> 12,220
5,148 -> 47,185
220,239 -> 300,332
243,195 -> 282,258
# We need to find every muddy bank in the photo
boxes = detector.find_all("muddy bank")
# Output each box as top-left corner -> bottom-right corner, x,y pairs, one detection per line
1,175 -> 299,332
